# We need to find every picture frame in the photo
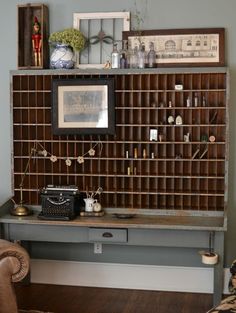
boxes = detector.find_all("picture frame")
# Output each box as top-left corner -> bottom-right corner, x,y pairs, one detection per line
123,28 -> 225,67
52,78 -> 115,135
73,11 -> 130,68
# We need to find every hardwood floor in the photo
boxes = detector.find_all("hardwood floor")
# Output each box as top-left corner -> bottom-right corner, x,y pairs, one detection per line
15,283 -> 213,313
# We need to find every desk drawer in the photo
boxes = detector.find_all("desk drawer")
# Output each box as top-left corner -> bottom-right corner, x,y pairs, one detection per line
88,228 -> 128,243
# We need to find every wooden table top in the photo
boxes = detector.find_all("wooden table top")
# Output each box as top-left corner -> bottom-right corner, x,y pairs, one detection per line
0,199 -> 226,231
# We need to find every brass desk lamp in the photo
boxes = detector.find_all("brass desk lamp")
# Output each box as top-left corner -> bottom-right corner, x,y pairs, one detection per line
11,146 -> 37,216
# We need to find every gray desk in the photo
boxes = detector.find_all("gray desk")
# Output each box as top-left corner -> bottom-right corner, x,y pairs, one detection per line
0,199 -> 226,306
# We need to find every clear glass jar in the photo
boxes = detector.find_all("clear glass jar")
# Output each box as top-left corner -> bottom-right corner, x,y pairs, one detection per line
137,43 -> 146,69
111,43 -> 119,68
147,42 -> 156,68
129,43 -> 138,68
119,40 -> 128,68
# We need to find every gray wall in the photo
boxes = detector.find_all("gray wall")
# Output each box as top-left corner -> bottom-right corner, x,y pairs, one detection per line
0,0 -> 236,266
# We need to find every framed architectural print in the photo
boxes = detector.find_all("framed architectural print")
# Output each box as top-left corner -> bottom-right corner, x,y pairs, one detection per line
123,28 -> 225,67
52,78 -> 115,135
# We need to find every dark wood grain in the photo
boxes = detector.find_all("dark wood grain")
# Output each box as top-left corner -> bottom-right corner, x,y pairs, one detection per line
15,283 -> 213,313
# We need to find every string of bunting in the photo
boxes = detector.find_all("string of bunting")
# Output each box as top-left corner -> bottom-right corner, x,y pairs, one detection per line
32,140 -> 103,167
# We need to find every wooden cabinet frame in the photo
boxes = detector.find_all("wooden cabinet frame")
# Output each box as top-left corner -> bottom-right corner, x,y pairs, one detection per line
10,68 -> 229,216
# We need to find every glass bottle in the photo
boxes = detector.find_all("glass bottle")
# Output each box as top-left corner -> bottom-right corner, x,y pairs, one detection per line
126,41 -> 132,69
111,43 -> 119,69
137,43 -> 145,69
120,53 -> 126,69
202,95 -> 206,106
147,42 -> 156,68
130,44 -> 138,68
119,40 -> 128,68
186,96 -> 191,107
194,93 -> 198,107
127,41 -> 134,68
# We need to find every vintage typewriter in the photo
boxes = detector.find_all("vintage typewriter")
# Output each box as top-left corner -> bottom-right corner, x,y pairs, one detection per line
38,185 -> 81,221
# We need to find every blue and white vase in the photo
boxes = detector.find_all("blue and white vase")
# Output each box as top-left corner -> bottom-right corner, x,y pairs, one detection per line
50,44 -> 75,69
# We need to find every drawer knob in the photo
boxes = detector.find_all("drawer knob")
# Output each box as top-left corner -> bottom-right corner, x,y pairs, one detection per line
102,232 -> 113,238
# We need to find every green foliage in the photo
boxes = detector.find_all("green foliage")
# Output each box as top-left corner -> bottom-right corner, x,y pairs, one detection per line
49,28 -> 86,52
131,0 -> 147,32
130,0 -> 148,44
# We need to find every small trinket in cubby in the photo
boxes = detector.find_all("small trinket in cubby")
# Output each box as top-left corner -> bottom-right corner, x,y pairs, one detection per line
186,96 -> 191,107
168,115 -> 175,125
175,115 -> 183,125
175,154 -> 183,159
150,129 -> 158,141
158,134 -> 164,142
201,134 -> 208,142
209,135 -> 216,142
184,133 -> 190,142
175,84 -> 183,90
127,167 -> 131,175
202,95 -> 207,106
194,93 -> 199,107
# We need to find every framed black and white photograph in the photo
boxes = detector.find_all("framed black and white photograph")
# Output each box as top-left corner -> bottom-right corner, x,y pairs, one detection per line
123,28 -> 225,67
52,78 -> 115,135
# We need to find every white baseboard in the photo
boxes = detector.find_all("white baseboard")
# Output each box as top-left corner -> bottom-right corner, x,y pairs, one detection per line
31,259 -> 230,294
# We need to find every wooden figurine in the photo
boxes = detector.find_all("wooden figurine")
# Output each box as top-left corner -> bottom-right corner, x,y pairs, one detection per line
32,16 -> 42,66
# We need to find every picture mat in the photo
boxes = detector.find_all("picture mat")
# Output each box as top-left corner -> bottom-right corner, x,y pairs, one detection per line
58,85 -> 108,128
